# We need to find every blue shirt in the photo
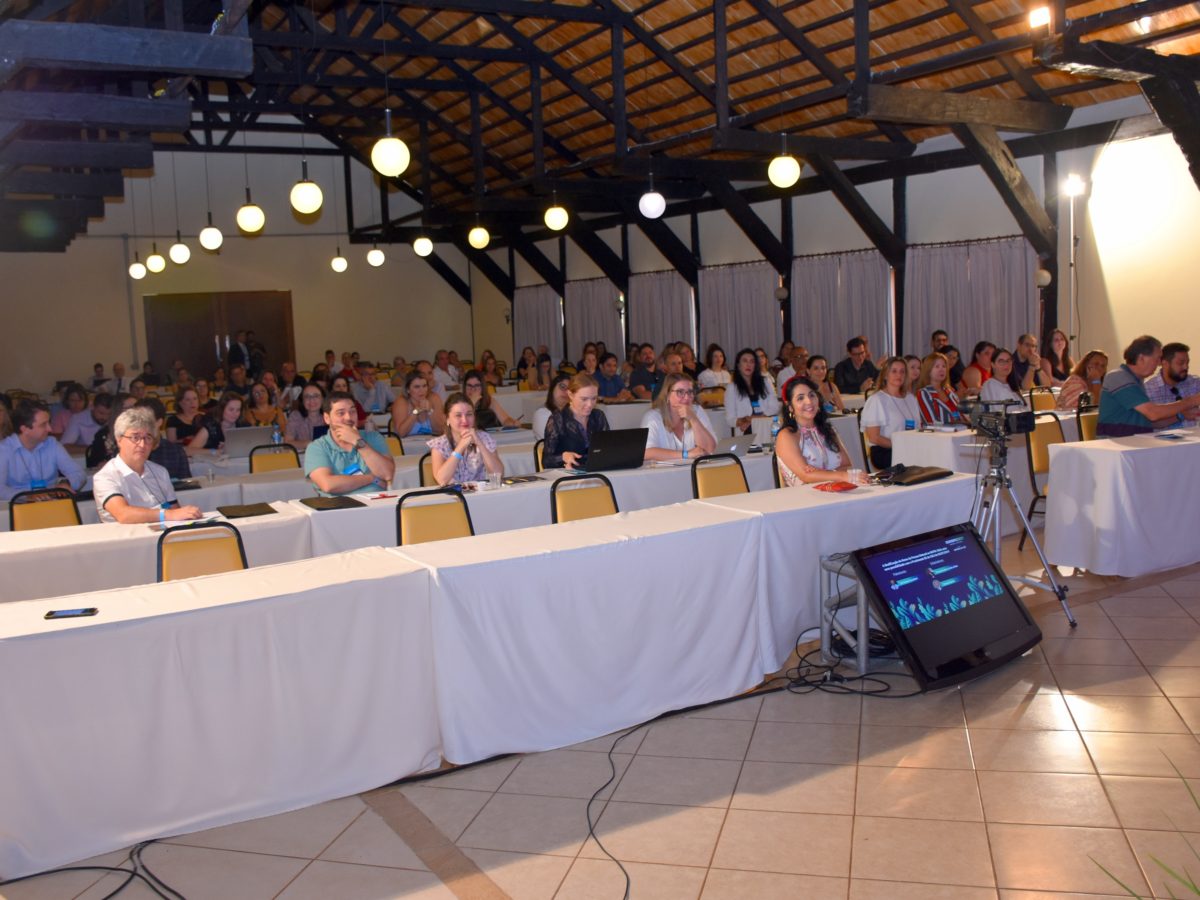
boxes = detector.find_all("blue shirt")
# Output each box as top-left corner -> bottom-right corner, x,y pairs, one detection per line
596,371 -> 626,398
303,431 -> 391,496
1097,364 -> 1153,437
0,434 -> 86,500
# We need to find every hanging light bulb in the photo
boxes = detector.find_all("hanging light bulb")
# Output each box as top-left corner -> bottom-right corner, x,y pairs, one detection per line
146,243 -> 166,273
236,187 -> 265,233
331,246 -> 348,273
544,195 -> 568,231
289,159 -> 323,214
639,173 -> 666,219
199,212 -> 223,251
128,252 -> 147,280
413,236 -> 434,257
367,244 -> 386,267
371,109 -> 411,178
168,230 -> 190,264
768,136 -> 802,190
468,224 -> 490,250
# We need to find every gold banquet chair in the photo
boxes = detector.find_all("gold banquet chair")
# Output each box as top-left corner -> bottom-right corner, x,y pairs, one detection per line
157,521 -> 248,582
418,451 -> 434,487
533,439 -> 545,472
396,487 -> 475,545
248,443 -> 301,474
1028,388 -> 1056,412
9,487 -> 82,531
384,432 -> 404,456
1020,412 -> 1066,551
691,453 -> 749,500
1076,408 -> 1099,442
551,473 -> 618,523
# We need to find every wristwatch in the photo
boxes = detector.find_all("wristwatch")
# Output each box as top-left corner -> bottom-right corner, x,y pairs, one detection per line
355,438 -> 367,449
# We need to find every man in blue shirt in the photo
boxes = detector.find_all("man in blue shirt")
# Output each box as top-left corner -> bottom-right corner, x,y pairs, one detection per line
1098,335 -> 1200,437
595,352 -> 632,401
304,392 -> 395,496
0,399 -> 86,500
351,363 -> 396,413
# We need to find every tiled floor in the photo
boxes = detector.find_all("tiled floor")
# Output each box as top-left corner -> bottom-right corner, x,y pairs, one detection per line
5,552 -> 1200,899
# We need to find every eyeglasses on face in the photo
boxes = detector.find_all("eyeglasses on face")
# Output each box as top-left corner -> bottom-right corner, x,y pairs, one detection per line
121,433 -> 154,445
670,389 -> 695,397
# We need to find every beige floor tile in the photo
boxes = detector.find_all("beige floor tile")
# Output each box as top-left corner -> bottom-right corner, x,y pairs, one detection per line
1040,638 -> 1140,667
563,726 -> 648,754
1036,608 -> 1121,639
0,849 -> 130,900
860,691 -> 965,727
851,816 -> 994,887
978,772 -> 1117,827
1176,596 -> 1200,617
710,808 -> 851,878
732,761 -> 857,815
420,756 -> 520,792
498,749 -> 632,800
969,729 -> 1095,774
637,716 -> 754,761
858,725 -> 973,769
1081,731 -> 1200,777
850,878 -> 999,899
1129,639 -> 1200,667
396,785 -> 492,843
1162,578 -> 1200,599
684,694 -> 763,721
758,689 -> 862,724
579,801 -> 726,867
161,796 -> 365,858
1148,665 -> 1200,697
854,766 -> 983,821
1063,695 -> 1190,733
1113,616 -> 1200,640
1124,829 -> 1200,900
1052,665 -> 1164,696
1172,697 -> 1200,733
461,848 -> 573,900
959,660 -> 1060,695
987,823 -> 1148,895
746,721 -> 860,765
274,860 -> 456,899
457,793 -> 592,857
557,857 -> 706,900
996,892 -> 1128,900
1102,774 -> 1200,831
964,692 -> 1076,730
1108,584 -> 1171,599
611,755 -> 742,808
1100,595 -> 1190,617
318,808 -> 426,870
703,868 -> 848,900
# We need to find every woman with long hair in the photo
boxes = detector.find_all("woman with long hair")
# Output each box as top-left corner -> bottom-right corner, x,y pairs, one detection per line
806,355 -> 844,414
189,392 -> 245,453
980,348 -> 1027,406
526,353 -> 554,392
696,344 -> 731,388
167,387 -> 208,443
515,346 -> 537,381
533,372 -> 571,438
725,347 -> 780,434
243,381 -> 287,430
776,376 -> 854,486
1040,328 -> 1073,386
391,370 -> 445,437
860,356 -> 920,469
428,392 -> 503,485
52,383 -> 87,437
542,373 -> 611,470
479,350 -> 504,388
461,369 -> 518,429
641,373 -> 716,462
1057,350 -> 1108,410
285,383 -> 327,446
915,352 -> 962,425
961,341 -> 996,396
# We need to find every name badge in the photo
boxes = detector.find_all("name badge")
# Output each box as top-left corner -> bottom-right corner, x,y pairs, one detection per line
30,478 -> 48,489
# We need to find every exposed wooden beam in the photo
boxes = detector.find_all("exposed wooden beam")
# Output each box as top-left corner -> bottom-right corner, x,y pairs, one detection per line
953,123 -> 1056,259
568,228 -> 629,294
511,232 -> 565,296
712,128 -> 915,160
807,155 -> 905,268
1140,75 -> 1200,190
249,26 -> 525,64
0,92 -> 192,131
0,21 -> 252,83
631,212 -> 699,288
2,170 -> 124,197
454,239 -> 513,300
1035,35 -> 1200,83
943,0 -> 1050,101
702,177 -> 790,274
0,140 -> 153,169
848,84 -> 1072,134
421,252 -> 472,304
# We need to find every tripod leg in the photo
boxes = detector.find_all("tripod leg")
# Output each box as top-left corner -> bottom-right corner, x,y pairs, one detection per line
1002,484 -> 1077,627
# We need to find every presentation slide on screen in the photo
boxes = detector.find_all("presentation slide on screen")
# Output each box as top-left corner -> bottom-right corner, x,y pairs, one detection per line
862,534 -> 1006,631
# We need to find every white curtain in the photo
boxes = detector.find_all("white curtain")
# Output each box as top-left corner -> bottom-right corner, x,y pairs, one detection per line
627,270 -> 693,353
513,284 -> 562,364
903,237 -> 1036,357
789,250 -> 890,360
698,261 -> 780,358
564,278 -> 623,363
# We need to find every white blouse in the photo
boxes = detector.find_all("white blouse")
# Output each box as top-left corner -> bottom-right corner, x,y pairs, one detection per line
979,378 -> 1027,408
640,407 -> 717,452
778,427 -> 845,487
723,378 -> 781,429
860,390 -> 920,441
696,368 -> 732,388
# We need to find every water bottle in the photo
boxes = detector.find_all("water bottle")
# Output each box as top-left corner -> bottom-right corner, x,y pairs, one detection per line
770,415 -> 780,447
271,423 -> 282,445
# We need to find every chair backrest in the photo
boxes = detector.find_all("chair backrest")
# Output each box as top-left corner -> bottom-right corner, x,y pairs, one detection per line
1076,408 -> 1099,441
396,487 -> 475,545
1028,388 -> 1056,411
691,453 -> 749,499
384,432 -> 404,456
9,487 -> 82,531
248,443 -> 301,474
855,406 -> 874,474
697,386 -> 725,408
534,439 -> 545,472
1026,412 -> 1066,481
418,451 -> 434,486
771,452 -> 782,489
157,521 -> 248,582
518,381 -> 531,391
551,474 -> 618,523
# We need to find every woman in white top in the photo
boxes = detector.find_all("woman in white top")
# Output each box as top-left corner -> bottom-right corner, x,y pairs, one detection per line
860,356 -> 920,470
532,372 -> 571,439
696,344 -> 732,389
724,348 -> 780,433
640,373 -> 717,462
979,348 -> 1028,408
776,376 -> 854,486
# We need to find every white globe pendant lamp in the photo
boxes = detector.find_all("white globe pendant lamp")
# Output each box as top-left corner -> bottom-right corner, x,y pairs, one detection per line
289,159 -> 323,215
468,224 -> 490,250
128,252 -> 147,280
146,243 -> 166,273
236,188 -> 265,233
367,244 -> 386,267
371,109 -> 411,178
639,173 -> 666,219
331,247 -> 348,273
168,231 -> 190,265
413,236 -> 434,257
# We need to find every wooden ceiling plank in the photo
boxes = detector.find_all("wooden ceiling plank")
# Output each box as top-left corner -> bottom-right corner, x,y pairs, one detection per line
1035,35 -> 1200,84
943,0 -> 1048,102
848,83 -> 1071,133
712,126 -> 915,159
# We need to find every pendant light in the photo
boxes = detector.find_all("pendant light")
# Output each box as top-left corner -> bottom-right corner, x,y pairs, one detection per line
413,236 -> 433,257
367,244 -> 386,266
638,172 -> 666,219
544,192 -> 568,231
329,157 -> 348,272
127,178 -> 147,280
198,153 -> 223,250
370,0 -> 410,178
331,249 -> 348,273
166,155 -> 190,264
236,134 -> 265,233
766,1 -> 801,190
146,179 -> 166,272
289,158 -> 323,214
468,224 -> 490,250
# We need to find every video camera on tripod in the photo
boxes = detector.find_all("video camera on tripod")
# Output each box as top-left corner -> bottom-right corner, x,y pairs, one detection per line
960,398 -> 1035,443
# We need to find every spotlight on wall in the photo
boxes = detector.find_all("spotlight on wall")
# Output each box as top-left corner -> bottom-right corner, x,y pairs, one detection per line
1063,173 -> 1086,197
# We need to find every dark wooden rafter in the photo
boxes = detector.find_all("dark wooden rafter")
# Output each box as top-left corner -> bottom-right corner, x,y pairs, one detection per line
454,238 -> 513,300
1139,76 -> 1200,190
422,251 -> 472,303
848,84 -> 1072,134
1035,35 -> 1200,83
807,155 -> 905,268
711,128 -> 914,160
568,227 -> 629,294
0,139 -> 153,168
943,0 -> 1049,101
511,232 -> 565,296
630,211 -> 699,288
0,92 -> 192,130
702,176 -> 790,275
2,170 -> 123,197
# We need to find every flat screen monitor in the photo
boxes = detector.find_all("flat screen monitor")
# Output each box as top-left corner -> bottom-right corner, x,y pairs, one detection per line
850,523 -> 1041,691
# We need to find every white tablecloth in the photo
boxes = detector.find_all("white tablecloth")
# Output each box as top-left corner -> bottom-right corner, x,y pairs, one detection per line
395,502 -> 764,762
0,548 -> 440,879
1046,433 -> 1200,577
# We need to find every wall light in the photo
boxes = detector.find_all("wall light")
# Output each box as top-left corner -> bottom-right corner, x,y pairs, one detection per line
1063,173 -> 1086,197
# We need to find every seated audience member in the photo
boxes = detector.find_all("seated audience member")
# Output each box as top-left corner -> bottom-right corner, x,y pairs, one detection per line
833,337 -> 879,394
243,382 -> 287,430
336,352 -> 357,382
755,347 -> 773,380
0,399 -> 87,500
533,373 -> 571,439
515,346 -> 537,381
916,352 -> 962,425
942,345 -> 966,392
725,348 -> 781,434
596,353 -> 633,401
630,343 -> 662,400
140,361 -> 163,387
225,365 -> 250,397
137,398 -> 191,480
304,392 -> 395,496
543,374 -> 611,470
0,393 -> 14,440
193,377 -> 217,415
479,351 -> 504,387
351,363 -> 395,414
128,379 -> 148,401
62,391 -> 113,449
806,355 -> 845,414
260,371 -> 282,408
1098,335 -> 1200,436
1040,329 -> 1072,387
462,370 -> 518,429
392,355 -> 409,374
322,349 -> 337,374
652,349 -> 686,400
105,362 -> 129,395
52,384 -> 87,437
641,373 -> 716,461
309,363 -> 332,393
905,355 -> 922,393
92,408 -> 201,524
980,348 -> 1029,407
189,392 -> 245,453
89,363 -> 110,391
575,342 -> 598,371
428,392 -> 504,485
697,344 -> 732,388
431,349 -> 460,393
1013,334 -> 1049,388
1056,350 -> 1108,411
166,387 -> 207,444
286,384 -> 327,446
961,341 -> 996,396
776,347 -> 809,393
678,344 -> 700,380
1143,342 -> 1200,429
860,356 -> 920,470
391,371 -> 445,437
774,340 -> 796,370
211,368 -> 229,393
87,393 -> 136,468
526,353 -> 554,392
174,368 -> 193,390
578,347 -> 600,378
930,330 -> 950,353
776,376 -> 854,486
329,375 -> 368,427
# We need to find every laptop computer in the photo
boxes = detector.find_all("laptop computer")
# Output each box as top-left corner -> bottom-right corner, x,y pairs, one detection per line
714,436 -> 749,457
222,426 -> 277,458
573,427 -> 648,473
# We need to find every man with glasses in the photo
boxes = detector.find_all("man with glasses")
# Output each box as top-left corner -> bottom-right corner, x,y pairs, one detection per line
1144,342 -> 1200,429
93,407 -> 201,523
651,349 -> 685,400
833,337 -> 879,394
1098,335 -> 1200,437
0,399 -> 87,500
351,363 -> 395,414
1013,333 -> 1049,388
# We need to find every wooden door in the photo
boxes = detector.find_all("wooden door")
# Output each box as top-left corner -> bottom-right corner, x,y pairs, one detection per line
218,291 -> 294,377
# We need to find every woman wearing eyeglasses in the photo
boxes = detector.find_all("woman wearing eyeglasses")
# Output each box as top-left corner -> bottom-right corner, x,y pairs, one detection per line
285,383 -> 327,447
461,369 -> 518,429
93,407 -> 202,524
641,373 -> 717,462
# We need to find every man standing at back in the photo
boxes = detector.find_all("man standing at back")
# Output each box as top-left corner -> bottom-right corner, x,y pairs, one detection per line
0,400 -> 86,500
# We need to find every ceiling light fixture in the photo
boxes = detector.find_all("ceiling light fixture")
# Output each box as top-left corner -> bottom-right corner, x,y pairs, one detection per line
127,178 -> 147,280
639,172 -> 666,219
413,236 -> 434,257
767,3 -> 801,190
1063,173 -> 1086,197
1028,6 -> 1051,29
468,224 -> 490,250
544,197 -> 569,231
290,158 -> 323,215
237,134 -> 265,233
167,155 -> 190,264
367,244 -> 386,267
330,157 -> 348,272
331,247 -> 348,273
370,0 -> 410,178
146,243 -> 166,273
198,153 -> 223,251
